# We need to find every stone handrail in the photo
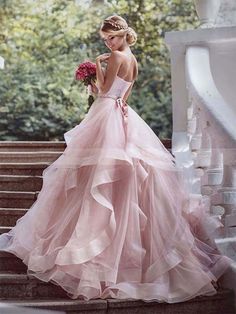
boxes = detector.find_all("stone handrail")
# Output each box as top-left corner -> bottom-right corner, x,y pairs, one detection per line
185,46 -> 236,146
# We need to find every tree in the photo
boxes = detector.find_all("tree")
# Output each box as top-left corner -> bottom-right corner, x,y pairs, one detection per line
0,0 -> 198,140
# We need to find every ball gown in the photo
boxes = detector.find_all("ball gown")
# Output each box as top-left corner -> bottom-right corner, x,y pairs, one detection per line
0,74 -> 231,302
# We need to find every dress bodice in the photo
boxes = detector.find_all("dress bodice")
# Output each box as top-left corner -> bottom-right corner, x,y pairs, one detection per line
98,74 -> 133,99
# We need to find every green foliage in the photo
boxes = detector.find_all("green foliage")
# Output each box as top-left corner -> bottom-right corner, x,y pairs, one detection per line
0,0 -> 198,140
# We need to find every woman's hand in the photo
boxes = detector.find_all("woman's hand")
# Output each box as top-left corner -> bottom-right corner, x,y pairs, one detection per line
90,80 -> 99,94
96,53 -> 111,63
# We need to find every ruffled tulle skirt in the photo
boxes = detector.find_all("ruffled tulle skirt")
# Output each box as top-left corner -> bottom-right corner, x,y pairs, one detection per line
0,96 -> 231,302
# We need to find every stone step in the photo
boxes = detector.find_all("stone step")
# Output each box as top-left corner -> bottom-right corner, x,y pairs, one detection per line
0,140 -> 171,152
0,226 -> 11,234
0,191 -> 37,208
0,290 -> 233,314
0,252 -> 235,314
0,139 -> 171,165
0,282 -> 234,313
0,272 -> 68,300
0,253 -> 235,313
0,175 -> 42,192
0,252 -> 27,273
0,152 -> 62,163
160,139 -> 171,149
0,208 -> 27,226
0,256 -> 234,312
0,299 -> 106,314
0,141 -> 65,152
0,163 -> 49,176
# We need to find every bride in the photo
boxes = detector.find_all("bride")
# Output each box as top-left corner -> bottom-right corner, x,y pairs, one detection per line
0,14 -> 231,302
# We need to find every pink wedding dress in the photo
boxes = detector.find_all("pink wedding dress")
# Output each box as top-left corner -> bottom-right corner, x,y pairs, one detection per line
0,74 -> 231,302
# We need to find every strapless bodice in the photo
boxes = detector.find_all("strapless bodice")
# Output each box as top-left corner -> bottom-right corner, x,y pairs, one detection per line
98,74 -> 133,99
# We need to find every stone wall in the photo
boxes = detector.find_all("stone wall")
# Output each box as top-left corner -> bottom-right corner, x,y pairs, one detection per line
216,0 -> 236,25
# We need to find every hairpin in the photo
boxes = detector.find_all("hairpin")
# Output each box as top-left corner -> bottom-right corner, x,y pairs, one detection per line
104,19 -> 128,30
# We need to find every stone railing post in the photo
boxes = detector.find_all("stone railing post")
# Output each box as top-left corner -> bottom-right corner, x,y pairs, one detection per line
0,56 -> 4,70
194,0 -> 221,27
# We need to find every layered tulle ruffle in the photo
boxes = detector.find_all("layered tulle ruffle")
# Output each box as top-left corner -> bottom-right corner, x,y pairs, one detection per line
0,96 -> 231,302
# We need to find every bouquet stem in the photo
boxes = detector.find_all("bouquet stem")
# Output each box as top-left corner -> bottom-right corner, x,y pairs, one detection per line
88,94 -> 95,110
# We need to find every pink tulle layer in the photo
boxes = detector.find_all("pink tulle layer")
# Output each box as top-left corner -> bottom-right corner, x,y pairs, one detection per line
0,96 -> 231,302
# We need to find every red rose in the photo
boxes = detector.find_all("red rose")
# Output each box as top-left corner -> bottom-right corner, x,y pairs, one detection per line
75,61 -> 96,84
74,60 -> 97,112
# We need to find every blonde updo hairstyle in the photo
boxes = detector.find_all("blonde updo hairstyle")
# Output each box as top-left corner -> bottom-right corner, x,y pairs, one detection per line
99,15 -> 137,47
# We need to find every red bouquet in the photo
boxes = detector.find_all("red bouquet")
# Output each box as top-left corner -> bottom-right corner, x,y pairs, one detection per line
75,61 -> 97,110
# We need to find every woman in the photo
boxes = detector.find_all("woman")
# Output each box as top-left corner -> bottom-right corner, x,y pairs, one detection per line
0,15 -> 231,302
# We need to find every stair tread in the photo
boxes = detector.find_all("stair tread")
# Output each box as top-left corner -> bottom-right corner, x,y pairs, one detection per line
0,140 -> 169,146
0,163 -> 49,167
0,226 -> 12,231
0,272 -> 60,283
0,208 -> 27,216
0,207 -> 27,211
0,299 -> 107,312
0,290 -> 232,305
0,271 -> 234,296
0,288 -> 233,302
0,151 -> 62,156
0,174 -> 42,180
0,191 -> 37,196
0,298 -> 106,305
0,141 -> 65,146
0,251 -> 21,258
0,272 -> 28,279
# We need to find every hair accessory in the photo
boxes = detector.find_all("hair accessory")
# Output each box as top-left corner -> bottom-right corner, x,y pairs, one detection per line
104,19 -> 129,30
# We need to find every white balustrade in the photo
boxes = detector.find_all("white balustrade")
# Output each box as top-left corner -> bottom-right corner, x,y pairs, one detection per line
194,0 -> 221,28
165,14 -> 236,296
0,56 -> 4,70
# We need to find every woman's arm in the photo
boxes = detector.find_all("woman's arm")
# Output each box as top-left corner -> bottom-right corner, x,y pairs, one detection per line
95,56 -> 106,87
96,51 -> 123,94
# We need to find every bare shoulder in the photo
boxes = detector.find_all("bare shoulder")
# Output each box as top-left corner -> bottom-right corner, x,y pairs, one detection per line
110,50 -> 123,60
111,50 -> 138,80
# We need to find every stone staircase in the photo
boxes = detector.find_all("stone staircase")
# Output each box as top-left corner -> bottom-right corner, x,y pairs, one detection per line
0,141 -> 235,314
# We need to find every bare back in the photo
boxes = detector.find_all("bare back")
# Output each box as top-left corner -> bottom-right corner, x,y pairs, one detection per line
115,52 -> 138,101
116,52 -> 138,82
